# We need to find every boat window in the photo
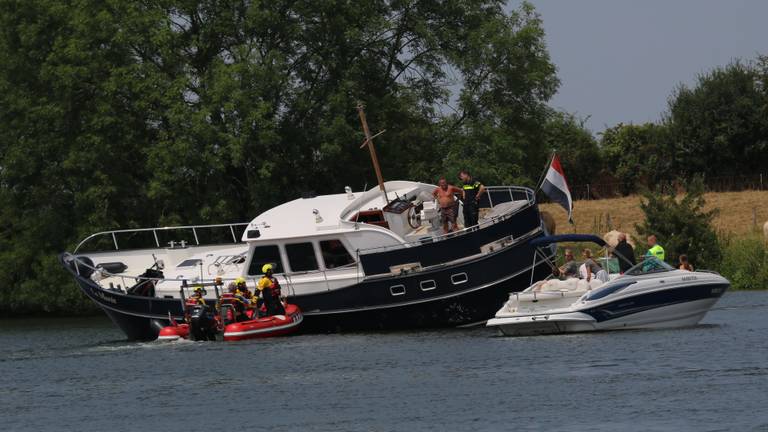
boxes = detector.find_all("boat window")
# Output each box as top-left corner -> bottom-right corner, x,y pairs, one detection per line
286,242 -> 319,272
176,259 -> 202,268
247,245 -> 284,275
320,239 -> 355,269
625,257 -> 675,276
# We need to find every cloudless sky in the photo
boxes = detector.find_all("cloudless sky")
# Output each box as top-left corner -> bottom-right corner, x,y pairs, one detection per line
521,0 -> 768,133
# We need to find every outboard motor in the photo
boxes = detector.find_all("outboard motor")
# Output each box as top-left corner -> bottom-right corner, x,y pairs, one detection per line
188,304 -> 217,341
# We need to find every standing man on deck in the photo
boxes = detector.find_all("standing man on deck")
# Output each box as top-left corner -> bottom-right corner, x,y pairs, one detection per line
433,178 -> 463,233
459,170 -> 486,228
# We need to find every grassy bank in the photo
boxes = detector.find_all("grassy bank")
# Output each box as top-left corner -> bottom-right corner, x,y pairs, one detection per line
540,190 -> 768,238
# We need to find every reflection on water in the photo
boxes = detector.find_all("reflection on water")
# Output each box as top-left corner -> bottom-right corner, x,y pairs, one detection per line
1,292 -> 768,432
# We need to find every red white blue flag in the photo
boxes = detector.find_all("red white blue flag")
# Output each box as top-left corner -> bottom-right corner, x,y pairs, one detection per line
540,154 -> 573,223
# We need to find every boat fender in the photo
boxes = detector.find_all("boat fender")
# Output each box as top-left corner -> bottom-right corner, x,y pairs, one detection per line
72,256 -> 95,279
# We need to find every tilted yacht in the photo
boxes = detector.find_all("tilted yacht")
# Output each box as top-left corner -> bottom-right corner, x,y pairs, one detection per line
61,180 -> 555,340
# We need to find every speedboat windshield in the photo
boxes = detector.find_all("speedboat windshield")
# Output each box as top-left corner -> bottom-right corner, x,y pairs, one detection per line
624,257 -> 675,276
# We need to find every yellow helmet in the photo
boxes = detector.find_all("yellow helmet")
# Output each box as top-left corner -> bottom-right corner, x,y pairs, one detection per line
193,285 -> 203,292
234,277 -> 246,285
262,263 -> 273,273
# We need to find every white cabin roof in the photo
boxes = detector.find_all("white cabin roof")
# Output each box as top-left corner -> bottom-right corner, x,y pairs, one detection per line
242,180 -> 436,242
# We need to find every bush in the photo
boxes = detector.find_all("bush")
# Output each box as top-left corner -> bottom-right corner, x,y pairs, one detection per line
635,176 -> 721,269
719,235 -> 768,290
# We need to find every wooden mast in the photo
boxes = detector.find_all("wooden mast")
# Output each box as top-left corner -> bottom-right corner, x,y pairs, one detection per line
356,102 -> 388,203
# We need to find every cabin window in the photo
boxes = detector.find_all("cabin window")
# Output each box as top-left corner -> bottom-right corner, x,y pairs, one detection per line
285,242 -> 319,272
247,245 -> 283,275
320,239 -> 355,269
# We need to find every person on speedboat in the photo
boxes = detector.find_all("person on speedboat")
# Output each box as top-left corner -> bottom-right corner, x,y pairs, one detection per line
556,249 -> 579,279
432,178 -> 463,233
678,254 -> 694,271
579,249 -> 606,282
645,235 -> 666,261
612,232 -> 636,273
257,264 -> 285,316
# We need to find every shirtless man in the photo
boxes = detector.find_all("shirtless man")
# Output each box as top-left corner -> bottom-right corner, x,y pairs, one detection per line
432,178 -> 463,233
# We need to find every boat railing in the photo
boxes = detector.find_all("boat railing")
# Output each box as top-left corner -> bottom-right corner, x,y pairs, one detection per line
63,252 -> 358,298
73,222 -> 250,254
357,185 -> 536,255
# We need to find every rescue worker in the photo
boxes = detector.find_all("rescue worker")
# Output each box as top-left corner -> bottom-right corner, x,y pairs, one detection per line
234,277 -> 254,300
227,282 -> 250,322
189,285 -> 206,305
458,170 -> 486,228
645,235 -> 666,262
257,264 -> 285,316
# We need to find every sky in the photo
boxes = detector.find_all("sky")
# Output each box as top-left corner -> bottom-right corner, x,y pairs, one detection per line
522,0 -> 768,133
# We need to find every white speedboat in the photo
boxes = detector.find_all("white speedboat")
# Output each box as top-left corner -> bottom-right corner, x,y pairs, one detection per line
486,235 -> 730,336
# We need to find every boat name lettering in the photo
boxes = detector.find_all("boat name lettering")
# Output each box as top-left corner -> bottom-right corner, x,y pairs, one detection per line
681,276 -> 697,281
711,287 -> 723,294
93,290 -> 117,304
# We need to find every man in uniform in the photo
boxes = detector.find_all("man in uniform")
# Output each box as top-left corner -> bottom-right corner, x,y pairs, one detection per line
458,170 -> 486,228
257,264 -> 285,316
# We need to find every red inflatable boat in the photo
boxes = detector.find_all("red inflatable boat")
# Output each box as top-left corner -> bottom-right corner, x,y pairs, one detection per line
157,321 -> 190,341
223,304 -> 303,341
157,301 -> 302,342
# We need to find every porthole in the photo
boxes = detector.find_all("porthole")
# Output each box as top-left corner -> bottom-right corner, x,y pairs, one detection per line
390,284 -> 406,296
420,280 -> 437,291
451,273 -> 468,285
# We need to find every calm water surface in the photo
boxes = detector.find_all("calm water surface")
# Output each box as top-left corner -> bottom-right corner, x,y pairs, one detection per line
1,291 -> 767,432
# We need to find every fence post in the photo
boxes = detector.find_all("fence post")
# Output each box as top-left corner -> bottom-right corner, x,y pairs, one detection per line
761,173 -> 763,190
586,184 -> 590,200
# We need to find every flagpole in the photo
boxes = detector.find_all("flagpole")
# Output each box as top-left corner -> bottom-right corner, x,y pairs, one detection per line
535,152 -> 556,192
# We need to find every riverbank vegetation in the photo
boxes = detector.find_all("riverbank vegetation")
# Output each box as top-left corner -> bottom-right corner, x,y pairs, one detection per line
1,1 -> 767,315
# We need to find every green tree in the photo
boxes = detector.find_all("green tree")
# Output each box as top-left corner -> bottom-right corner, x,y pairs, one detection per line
667,59 -> 768,177
543,112 -> 599,188
635,176 -> 721,269
599,122 -> 674,195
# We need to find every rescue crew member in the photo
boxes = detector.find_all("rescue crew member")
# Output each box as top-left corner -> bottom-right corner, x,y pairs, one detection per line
234,277 -> 255,301
227,282 -> 250,322
189,285 -> 206,305
645,234 -> 666,262
458,170 -> 485,228
257,264 -> 285,316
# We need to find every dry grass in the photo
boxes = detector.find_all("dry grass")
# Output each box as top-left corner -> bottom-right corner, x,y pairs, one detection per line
540,190 -> 768,240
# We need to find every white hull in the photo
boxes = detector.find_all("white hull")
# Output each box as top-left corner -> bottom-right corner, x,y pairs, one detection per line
490,297 -> 722,336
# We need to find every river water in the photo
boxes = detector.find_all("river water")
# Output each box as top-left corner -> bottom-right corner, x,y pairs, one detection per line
1,291 -> 767,432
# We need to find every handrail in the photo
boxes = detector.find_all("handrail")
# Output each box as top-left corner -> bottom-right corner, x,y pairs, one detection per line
74,222 -> 250,253
357,185 -> 536,255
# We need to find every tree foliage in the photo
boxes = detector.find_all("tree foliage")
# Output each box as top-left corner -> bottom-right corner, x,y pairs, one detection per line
634,177 -> 721,269
667,59 -> 768,178
0,0 -> 560,314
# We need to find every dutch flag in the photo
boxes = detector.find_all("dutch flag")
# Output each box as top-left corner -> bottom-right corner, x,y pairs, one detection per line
540,154 -> 573,223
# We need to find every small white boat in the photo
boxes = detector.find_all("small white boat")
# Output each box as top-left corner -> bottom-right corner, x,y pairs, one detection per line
486,235 -> 730,336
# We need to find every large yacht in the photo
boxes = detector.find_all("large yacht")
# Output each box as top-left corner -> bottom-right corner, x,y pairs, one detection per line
61,180 -> 554,340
